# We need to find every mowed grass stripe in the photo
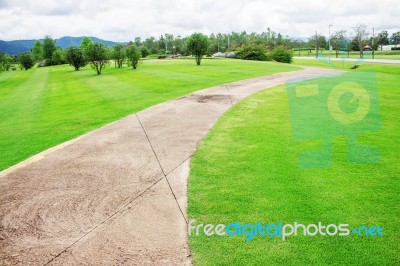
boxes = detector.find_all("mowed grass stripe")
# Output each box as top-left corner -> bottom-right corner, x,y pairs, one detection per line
188,64 -> 399,265
0,60 -> 299,171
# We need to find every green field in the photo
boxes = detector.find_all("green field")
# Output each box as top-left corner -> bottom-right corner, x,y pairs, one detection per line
188,63 -> 399,264
0,59 -> 299,171
293,49 -> 400,60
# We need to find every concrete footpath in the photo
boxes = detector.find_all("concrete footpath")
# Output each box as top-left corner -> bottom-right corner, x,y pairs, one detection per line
0,66 -> 342,265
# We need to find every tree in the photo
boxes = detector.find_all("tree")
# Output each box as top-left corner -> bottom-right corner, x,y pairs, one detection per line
330,30 -> 347,58
86,42 -> 109,75
19,52 -> 35,70
390,31 -> 400,45
112,44 -> 126,68
140,46 -> 150,58
134,37 -> 142,47
0,52 -> 12,72
164,34 -> 174,54
32,41 -> 43,62
352,24 -> 369,58
187,32 -> 209,65
308,34 -> 327,55
377,31 -> 389,50
80,36 -> 92,61
43,35 -> 56,60
65,46 -> 86,71
52,49 -> 65,65
126,45 -> 141,69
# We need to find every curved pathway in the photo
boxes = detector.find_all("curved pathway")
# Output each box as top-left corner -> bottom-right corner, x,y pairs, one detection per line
0,66 -> 342,265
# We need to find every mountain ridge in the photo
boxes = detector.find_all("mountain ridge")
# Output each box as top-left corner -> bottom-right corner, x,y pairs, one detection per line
0,36 -> 127,55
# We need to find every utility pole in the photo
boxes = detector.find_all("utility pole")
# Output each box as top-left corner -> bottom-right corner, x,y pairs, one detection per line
316,30 -> 318,59
329,25 -> 333,62
218,35 -> 220,52
228,34 -> 230,50
372,27 -> 375,59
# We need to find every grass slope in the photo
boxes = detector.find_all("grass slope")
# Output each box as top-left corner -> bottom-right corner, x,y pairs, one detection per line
188,64 -> 399,265
0,59 -> 299,171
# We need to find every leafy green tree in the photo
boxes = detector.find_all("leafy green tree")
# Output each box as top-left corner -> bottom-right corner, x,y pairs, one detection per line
134,37 -> 142,47
140,46 -> 150,58
377,31 -> 389,50
51,49 -> 65,65
65,46 -> 86,71
308,34 -> 327,55
390,31 -> 400,45
32,41 -> 43,61
0,52 -> 11,71
19,52 -> 35,70
86,42 -> 109,75
126,45 -> 141,69
0,52 -> 5,71
112,44 -> 126,68
187,32 -> 209,65
43,35 -> 56,60
80,36 -> 92,61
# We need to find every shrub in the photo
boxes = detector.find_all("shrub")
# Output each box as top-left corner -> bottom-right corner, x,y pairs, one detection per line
51,49 -> 65,65
237,45 -> 270,61
19,52 -> 35,70
65,46 -> 86,71
270,46 -> 293,63
141,47 -> 150,58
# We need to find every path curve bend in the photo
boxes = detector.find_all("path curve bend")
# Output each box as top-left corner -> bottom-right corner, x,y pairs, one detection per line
0,66 -> 342,265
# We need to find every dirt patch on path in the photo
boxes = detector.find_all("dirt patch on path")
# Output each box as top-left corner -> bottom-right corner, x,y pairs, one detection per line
0,67 -> 342,265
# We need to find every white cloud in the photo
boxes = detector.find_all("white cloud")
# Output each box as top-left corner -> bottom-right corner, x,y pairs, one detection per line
0,0 -> 398,41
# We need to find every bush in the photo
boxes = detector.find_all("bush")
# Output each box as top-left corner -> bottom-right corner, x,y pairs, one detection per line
141,47 -> 150,58
51,49 -> 65,65
270,46 -> 293,63
391,47 -> 400,50
66,46 -> 86,71
237,45 -> 270,61
19,52 -> 35,70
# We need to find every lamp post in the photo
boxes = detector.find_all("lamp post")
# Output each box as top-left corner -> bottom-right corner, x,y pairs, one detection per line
329,24 -> 333,62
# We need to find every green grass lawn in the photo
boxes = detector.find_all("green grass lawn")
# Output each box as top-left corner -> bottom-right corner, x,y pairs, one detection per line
294,50 -> 400,60
0,59 -> 299,171
188,63 -> 399,265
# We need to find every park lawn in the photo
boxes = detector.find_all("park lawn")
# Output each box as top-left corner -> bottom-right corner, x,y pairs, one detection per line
188,63 -> 399,265
0,59 -> 299,171
294,50 -> 400,60
293,58 -> 400,74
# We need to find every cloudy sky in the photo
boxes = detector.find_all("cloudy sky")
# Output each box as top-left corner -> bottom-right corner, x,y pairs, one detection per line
0,0 -> 399,41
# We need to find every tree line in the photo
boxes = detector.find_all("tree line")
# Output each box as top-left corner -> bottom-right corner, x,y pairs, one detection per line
302,25 -> 400,58
1,26 -> 398,73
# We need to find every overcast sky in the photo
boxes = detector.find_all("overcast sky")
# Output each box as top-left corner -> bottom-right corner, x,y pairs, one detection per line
0,0 -> 399,41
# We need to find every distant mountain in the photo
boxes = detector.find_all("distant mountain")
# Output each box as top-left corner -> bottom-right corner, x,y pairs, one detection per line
0,36 -> 126,55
